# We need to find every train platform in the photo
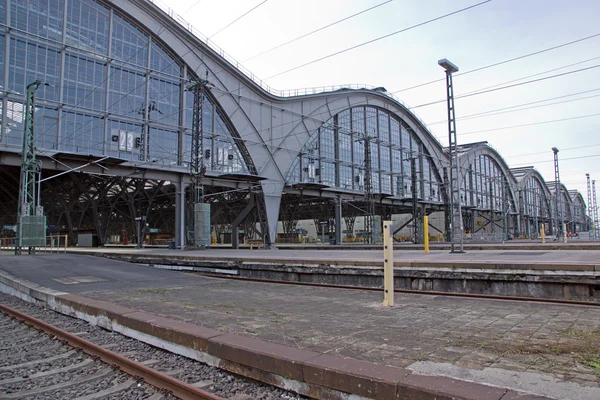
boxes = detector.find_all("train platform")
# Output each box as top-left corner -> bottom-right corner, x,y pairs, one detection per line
65,246 -> 600,270
1,253 -> 599,399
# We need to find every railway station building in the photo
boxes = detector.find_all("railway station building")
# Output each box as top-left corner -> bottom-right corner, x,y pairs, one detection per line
0,0 -> 591,248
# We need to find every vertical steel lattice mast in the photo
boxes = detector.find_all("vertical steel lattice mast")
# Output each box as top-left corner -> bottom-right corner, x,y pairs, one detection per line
586,174 -> 593,237
16,80 -> 48,254
552,147 -> 563,237
593,180 -> 599,240
18,81 -> 42,219
363,134 -> 374,244
439,59 -> 463,252
188,77 -> 211,248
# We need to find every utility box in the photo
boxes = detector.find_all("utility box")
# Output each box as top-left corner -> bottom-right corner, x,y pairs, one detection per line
194,203 -> 211,247
18,215 -> 46,247
78,233 -> 99,247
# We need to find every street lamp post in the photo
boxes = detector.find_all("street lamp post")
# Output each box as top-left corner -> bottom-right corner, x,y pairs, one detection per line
438,58 -> 464,253
552,147 -> 565,242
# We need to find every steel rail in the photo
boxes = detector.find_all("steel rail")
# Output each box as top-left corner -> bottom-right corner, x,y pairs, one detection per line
195,273 -> 600,308
0,304 -> 224,400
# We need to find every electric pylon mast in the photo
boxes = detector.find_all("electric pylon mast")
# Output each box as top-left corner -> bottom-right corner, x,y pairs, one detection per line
188,76 -> 211,248
593,180 -> 599,240
586,174 -> 593,237
363,134 -> 374,244
16,80 -> 49,254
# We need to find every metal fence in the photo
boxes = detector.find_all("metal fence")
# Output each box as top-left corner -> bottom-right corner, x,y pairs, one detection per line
1,234 -> 68,254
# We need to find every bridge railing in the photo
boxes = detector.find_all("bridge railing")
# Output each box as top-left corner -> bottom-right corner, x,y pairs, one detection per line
1,234 -> 68,254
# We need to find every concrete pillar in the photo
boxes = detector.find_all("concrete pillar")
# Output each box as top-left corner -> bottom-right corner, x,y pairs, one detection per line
174,178 -> 187,249
335,197 -> 342,245
261,180 -> 285,249
232,226 -> 239,249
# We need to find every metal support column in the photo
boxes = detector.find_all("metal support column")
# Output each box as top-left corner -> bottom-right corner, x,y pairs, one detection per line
593,180 -> 599,240
363,134 -> 375,244
16,80 -> 50,255
552,147 -> 564,241
503,178 -> 509,242
439,59 -> 464,253
410,152 -> 419,243
188,76 -> 211,248
335,197 -> 342,245
586,174 -> 593,236
174,179 -> 186,249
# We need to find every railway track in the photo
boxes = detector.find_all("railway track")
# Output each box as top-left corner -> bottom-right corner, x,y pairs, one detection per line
192,273 -> 600,307
0,293 -> 307,400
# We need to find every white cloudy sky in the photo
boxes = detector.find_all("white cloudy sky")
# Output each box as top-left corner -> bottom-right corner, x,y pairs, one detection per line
160,0 -> 599,199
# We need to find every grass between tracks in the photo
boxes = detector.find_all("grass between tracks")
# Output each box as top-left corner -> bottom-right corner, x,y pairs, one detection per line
468,328 -> 600,373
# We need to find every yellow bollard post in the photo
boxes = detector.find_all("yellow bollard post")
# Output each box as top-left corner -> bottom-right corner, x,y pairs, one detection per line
383,221 -> 394,307
541,224 -> 545,244
424,216 -> 429,254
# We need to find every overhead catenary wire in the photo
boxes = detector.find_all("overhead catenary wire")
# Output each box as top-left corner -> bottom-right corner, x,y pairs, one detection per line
503,143 -> 600,159
511,154 -> 600,168
460,55 -> 600,97
265,0 -> 491,80
242,0 -> 395,62
409,63 -> 600,110
16,2 -> 592,192
39,62 -> 600,194
209,0 -> 268,39
31,1 -> 595,164
183,0 -> 208,14
28,0 -> 597,163
455,113 -> 600,137
393,32 -> 600,93
427,89 -> 600,125
38,77 -> 595,201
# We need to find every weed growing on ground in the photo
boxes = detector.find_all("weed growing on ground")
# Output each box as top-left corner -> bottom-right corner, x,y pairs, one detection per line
136,288 -> 168,295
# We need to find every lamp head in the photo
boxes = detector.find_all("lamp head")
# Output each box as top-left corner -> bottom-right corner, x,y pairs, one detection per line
438,58 -> 459,73
552,147 -> 559,154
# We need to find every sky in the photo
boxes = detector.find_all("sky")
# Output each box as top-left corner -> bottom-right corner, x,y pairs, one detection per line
158,0 -> 599,201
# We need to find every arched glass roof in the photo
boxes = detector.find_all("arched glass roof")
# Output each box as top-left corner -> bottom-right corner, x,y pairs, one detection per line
286,106 -> 443,202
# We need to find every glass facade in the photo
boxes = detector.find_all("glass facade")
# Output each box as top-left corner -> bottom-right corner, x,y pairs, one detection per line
462,155 -> 511,211
287,106 -> 442,202
521,176 -> 548,219
553,186 -> 572,222
0,0 -> 249,174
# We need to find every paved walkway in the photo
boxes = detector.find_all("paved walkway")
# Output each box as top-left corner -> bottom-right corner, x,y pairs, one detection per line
85,279 -> 600,396
0,253 -> 598,399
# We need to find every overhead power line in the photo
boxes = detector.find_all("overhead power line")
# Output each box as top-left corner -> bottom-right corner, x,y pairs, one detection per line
393,32 -> 600,93
460,55 -> 600,97
511,154 -> 600,168
504,143 -> 600,159
243,0 -> 395,62
265,0 -> 491,80
209,0 -> 268,39
410,64 -> 600,109
458,113 -> 600,137
184,0 -> 208,14
427,89 -> 600,125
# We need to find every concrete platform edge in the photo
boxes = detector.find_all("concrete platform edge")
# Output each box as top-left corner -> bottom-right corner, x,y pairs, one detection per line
94,251 -> 598,272
0,272 -> 552,400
